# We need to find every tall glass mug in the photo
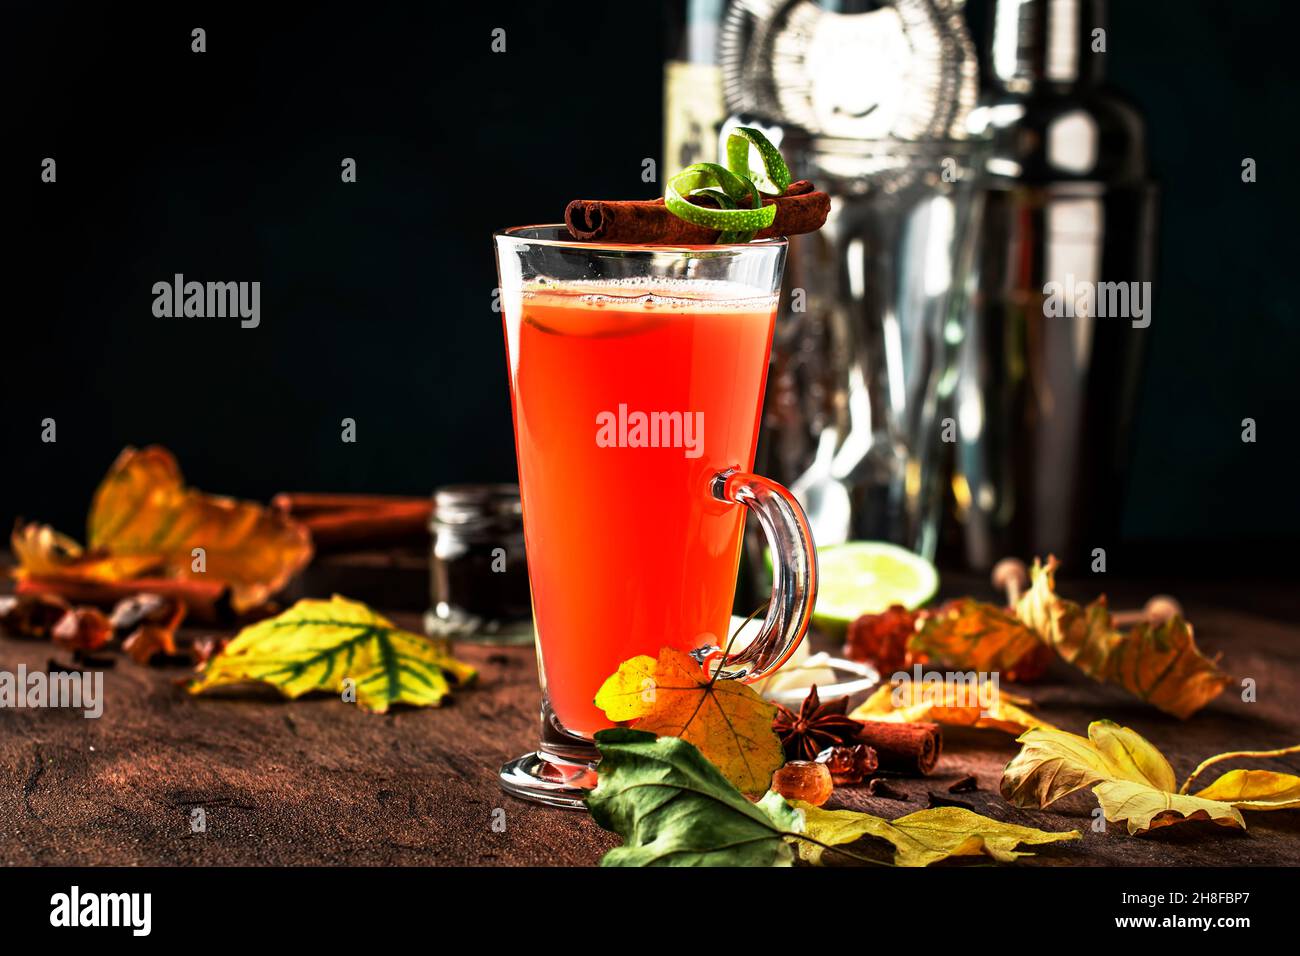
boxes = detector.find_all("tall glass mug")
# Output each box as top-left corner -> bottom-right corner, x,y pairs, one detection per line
493,226 -> 817,807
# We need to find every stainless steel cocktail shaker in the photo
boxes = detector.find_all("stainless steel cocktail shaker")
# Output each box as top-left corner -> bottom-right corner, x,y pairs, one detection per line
947,0 -> 1157,570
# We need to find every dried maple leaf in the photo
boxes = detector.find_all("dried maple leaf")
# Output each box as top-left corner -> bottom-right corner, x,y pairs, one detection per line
1015,557 -> 1228,718
12,447 -> 313,613
850,678 -> 1055,735
843,604 -> 917,673
594,646 -> 784,794
909,599 -> 1049,681
998,720 -> 1287,835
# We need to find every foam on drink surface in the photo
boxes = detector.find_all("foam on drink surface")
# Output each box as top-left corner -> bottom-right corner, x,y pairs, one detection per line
521,276 -> 779,314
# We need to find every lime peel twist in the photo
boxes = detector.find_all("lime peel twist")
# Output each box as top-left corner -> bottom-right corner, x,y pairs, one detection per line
664,127 -> 792,243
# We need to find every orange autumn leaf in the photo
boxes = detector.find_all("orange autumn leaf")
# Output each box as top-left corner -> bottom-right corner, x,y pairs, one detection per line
11,523 -> 162,582
1015,557 -> 1229,719
909,599 -> 1047,679
594,646 -> 784,795
14,446 -> 313,613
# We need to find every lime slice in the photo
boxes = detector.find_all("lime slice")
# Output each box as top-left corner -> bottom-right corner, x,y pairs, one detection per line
812,542 -> 939,631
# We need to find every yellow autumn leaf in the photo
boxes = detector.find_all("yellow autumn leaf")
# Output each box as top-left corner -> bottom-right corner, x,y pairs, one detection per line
794,802 -> 1080,867
849,679 -> 1055,734
594,647 -> 784,795
1180,743 -> 1300,809
1089,719 -> 1177,791
1090,780 -> 1244,835
999,721 -> 1177,810
11,523 -> 162,582
1015,557 -> 1228,718
999,727 -> 1116,807
189,595 -> 476,713
1192,770 -> 1300,810
593,654 -> 660,722
1001,721 -> 1246,835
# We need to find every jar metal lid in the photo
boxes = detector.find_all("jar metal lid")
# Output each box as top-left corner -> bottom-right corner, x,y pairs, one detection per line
432,484 -> 522,526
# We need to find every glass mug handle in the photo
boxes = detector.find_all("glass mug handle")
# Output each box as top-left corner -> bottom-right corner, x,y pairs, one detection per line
704,468 -> 818,681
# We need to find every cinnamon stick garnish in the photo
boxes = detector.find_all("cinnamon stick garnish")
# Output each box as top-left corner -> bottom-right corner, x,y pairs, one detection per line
854,721 -> 942,776
565,180 -> 830,245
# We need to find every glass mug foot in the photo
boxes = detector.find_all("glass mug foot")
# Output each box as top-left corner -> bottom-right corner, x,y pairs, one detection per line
498,752 -> 596,809
500,698 -> 598,809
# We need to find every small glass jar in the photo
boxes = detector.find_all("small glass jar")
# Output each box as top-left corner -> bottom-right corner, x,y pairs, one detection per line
425,484 -> 532,645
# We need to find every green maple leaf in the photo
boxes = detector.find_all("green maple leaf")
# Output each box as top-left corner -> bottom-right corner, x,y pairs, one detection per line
590,730 -> 1078,867
188,594 -> 476,712
588,730 -> 801,867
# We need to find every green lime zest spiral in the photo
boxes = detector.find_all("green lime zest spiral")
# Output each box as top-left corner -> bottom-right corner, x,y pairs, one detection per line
726,126 -> 792,195
664,163 -> 774,242
664,127 -> 791,242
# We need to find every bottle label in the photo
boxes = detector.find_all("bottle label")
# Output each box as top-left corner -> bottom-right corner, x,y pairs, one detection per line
663,61 -> 725,177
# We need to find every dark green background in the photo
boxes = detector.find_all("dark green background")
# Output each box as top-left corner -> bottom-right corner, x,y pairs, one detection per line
6,1 -> 1297,563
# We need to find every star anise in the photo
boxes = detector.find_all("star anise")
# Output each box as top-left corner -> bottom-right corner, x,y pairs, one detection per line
772,685 -> 864,762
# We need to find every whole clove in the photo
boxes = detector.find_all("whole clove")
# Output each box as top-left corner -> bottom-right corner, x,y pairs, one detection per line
948,774 -> 980,793
866,778 -> 909,801
927,792 -> 975,810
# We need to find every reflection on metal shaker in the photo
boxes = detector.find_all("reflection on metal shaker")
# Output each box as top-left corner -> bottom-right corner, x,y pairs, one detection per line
947,0 -> 1157,570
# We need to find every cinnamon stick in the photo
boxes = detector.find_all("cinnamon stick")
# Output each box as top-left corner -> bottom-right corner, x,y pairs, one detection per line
854,721 -> 942,775
300,502 -> 431,550
565,180 -> 830,244
272,492 -> 430,517
271,492 -> 433,550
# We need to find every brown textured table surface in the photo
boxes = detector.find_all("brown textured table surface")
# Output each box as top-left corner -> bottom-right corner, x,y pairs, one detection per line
2,574 -> 1299,866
